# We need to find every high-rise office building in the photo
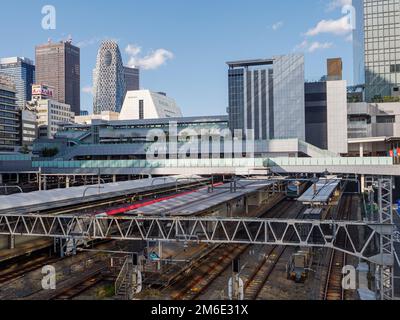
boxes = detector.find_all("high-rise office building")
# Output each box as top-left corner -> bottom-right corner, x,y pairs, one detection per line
0,57 -> 35,110
0,75 -> 19,152
124,66 -> 140,92
353,0 -> 400,101
93,40 -> 126,114
35,40 -> 80,115
227,54 -> 305,140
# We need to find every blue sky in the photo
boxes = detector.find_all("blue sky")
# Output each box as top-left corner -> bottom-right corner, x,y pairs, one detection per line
0,0 -> 354,116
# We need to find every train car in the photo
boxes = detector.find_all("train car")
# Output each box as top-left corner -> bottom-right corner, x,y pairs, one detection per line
286,248 -> 313,283
286,181 -> 309,199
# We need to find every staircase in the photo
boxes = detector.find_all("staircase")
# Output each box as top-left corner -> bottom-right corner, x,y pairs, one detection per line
114,257 -> 134,300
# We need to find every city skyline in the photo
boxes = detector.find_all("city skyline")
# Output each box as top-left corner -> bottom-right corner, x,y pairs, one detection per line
0,0 -> 354,116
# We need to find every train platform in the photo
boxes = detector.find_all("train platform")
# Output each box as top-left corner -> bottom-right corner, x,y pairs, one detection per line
297,178 -> 341,205
126,179 -> 278,216
0,175 -> 205,215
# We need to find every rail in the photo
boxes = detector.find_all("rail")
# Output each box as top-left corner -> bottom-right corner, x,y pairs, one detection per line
0,185 -> 23,194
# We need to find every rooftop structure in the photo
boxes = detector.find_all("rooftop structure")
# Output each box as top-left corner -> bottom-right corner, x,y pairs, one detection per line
119,90 -> 182,120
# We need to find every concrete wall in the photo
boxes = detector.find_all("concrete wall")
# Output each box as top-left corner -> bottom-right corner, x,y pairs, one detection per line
327,80 -> 348,154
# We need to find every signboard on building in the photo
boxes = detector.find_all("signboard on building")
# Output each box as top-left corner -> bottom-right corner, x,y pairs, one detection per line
32,84 -> 54,98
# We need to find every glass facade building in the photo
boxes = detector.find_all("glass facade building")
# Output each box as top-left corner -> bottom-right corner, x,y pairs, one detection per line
124,66 -> 140,92
93,40 -> 126,114
227,54 -> 305,141
0,75 -> 20,152
353,0 -> 400,101
0,57 -> 35,110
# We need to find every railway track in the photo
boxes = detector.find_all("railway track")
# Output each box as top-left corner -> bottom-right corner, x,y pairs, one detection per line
322,195 -> 353,301
163,200 -> 297,300
243,204 -> 305,300
52,272 -> 105,300
0,253 -> 59,285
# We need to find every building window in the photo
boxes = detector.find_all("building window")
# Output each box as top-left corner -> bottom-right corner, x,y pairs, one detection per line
139,100 -> 144,119
390,64 -> 400,73
376,115 -> 395,124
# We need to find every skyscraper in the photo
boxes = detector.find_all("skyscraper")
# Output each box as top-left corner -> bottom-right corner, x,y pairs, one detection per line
124,66 -> 140,92
0,74 -> 19,152
0,57 -> 35,109
93,40 -> 126,114
35,40 -> 81,115
353,0 -> 400,101
227,54 -> 305,141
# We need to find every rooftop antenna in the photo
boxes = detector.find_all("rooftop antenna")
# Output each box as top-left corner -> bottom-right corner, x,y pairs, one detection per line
67,35 -> 72,43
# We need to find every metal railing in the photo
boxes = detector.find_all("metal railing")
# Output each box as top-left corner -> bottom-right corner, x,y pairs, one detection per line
115,257 -> 132,300
31,157 -> 395,169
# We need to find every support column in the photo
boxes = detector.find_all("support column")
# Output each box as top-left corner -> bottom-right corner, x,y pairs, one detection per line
43,176 -> 47,191
8,235 -> 15,250
38,173 -> 42,191
158,242 -> 162,271
360,143 -> 365,193
66,176 -> 70,189
16,173 -> 19,184
0,174 -> 2,185
113,175 -> 117,183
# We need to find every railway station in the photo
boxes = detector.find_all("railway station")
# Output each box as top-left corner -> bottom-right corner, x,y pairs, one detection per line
2,0 -> 400,306
0,167 -> 398,301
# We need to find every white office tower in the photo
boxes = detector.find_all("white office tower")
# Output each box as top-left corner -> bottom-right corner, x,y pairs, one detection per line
93,40 -> 126,114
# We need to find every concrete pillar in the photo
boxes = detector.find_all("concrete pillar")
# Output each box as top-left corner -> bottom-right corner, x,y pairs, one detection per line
360,143 -> 364,158
0,174 -> 2,185
361,175 -> 366,194
38,173 -> 42,191
113,175 -> 117,183
43,176 -> 47,191
158,242 -> 162,271
15,173 -> 19,184
360,143 -> 365,193
66,176 -> 70,188
8,235 -> 15,250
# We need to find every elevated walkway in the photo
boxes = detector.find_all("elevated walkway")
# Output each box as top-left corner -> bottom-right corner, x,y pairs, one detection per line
31,157 -> 399,176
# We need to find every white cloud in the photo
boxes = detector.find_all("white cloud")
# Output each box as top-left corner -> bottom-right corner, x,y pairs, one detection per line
305,15 -> 352,36
125,45 -> 174,70
308,41 -> 333,52
326,0 -> 352,11
125,44 -> 142,56
82,86 -> 93,95
294,40 -> 309,51
294,40 -> 333,53
272,21 -> 284,31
